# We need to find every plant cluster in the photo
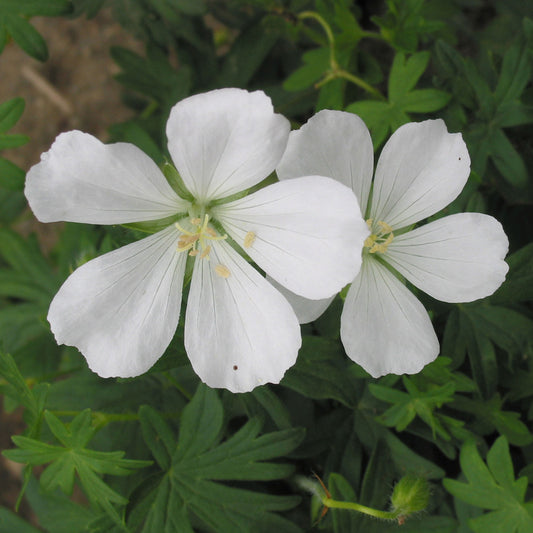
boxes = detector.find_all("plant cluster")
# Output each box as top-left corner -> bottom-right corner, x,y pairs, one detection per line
0,1 -> 532,532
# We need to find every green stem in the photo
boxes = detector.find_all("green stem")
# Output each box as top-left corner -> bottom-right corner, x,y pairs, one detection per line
335,69 -> 386,100
298,11 -> 338,69
323,497 -> 401,521
163,371 -> 193,400
298,11 -> 384,100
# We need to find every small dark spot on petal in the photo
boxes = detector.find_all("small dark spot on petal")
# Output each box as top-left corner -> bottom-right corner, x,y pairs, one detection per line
233,365 -> 238,370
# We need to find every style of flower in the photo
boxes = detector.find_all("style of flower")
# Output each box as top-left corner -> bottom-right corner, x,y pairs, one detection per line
25,89 -> 368,392
277,111 -> 509,377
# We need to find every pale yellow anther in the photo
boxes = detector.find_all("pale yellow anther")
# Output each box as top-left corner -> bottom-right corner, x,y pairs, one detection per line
364,218 -> 394,254
244,231 -> 256,248
377,220 -> 393,234
215,264 -> 231,278
175,214 -> 228,259
364,234 -> 377,248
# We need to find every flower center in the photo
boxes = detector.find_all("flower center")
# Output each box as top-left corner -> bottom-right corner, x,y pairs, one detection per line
364,219 -> 394,254
175,214 -> 227,260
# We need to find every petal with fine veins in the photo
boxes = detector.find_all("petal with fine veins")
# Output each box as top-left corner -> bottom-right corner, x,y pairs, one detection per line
267,276 -> 335,324
341,257 -> 439,378
213,176 -> 368,300
185,240 -> 301,393
25,131 -> 186,224
166,88 -> 289,203
385,213 -> 509,303
371,120 -> 470,229
276,110 -> 374,216
48,225 -> 186,377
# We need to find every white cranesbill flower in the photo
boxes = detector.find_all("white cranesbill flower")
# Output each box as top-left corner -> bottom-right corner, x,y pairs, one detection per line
25,89 -> 368,392
277,110 -> 509,377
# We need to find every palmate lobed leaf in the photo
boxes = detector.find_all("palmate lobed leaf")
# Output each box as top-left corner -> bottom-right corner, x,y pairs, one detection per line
3,409 -> 151,517
346,51 -> 450,147
138,385 -> 304,532
444,437 -> 533,533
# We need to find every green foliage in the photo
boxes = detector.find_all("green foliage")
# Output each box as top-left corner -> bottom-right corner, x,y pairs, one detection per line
444,437 -> 533,533
435,19 -> 533,188
371,0 -> 445,52
136,385 -> 304,532
3,409 -> 151,522
346,51 -> 450,147
0,1 -> 72,60
369,377 -> 456,438
0,98 -> 28,222
1,1 -> 533,532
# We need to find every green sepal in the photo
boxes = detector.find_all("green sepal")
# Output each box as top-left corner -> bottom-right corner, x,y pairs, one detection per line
162,162 -> 194,202
122,213 -> 185,235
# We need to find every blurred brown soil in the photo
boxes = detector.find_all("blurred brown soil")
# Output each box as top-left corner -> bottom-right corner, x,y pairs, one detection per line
0,9 -> 143,522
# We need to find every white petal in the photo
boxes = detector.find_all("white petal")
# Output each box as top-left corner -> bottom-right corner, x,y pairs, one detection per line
371,120 -> 470,229
341,257 -> 439,378
267,276 -> 334,324
166,89 -> 289,203
48,225 -> 186,377
184,240 -> 301,393
276,110 -> 374,215
213,176 -> 369,300
385,213 -> 509,303
25,131 -> 186,224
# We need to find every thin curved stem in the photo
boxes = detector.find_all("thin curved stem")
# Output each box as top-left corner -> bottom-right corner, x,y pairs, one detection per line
298,11 -> 338,69
323,497 -> 401,520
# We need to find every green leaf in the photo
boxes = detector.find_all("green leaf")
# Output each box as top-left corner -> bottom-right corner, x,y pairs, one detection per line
4,15 -> 48,61
400,89 -> 451,112
369,378 -> 455,438
140,384 -> 304,532
111,44 -> 191,109
216,21 -> 280,87
488,128 -> 528,187
0,0 -> 72,16
4,409 -> 151,518
346,51 -> 449,148
0,351 -> 48,432
139,405 -> 176,471
492,243 -> 533,304
388,51 -> 430,101
493,23 -> 532,105
0,157 -> 25,190
0,97 -> 25,132
284,48 -> 329,92
0,132 -> 30,149
0,507 -> 41,533
444,437 -> 533,533
281,336 -> 358,407
25,476 -> 96,533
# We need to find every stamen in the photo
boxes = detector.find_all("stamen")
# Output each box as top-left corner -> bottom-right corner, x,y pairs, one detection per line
244,231 -> 256,248
377,220 -> 393,234
176,214 -> 229,260
364,234 -> 377,248
364,218 -> 394,254
215,264 -> 231,278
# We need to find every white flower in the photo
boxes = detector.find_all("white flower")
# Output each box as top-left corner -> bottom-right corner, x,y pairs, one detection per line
25,89 -> 368,392
277,110 -> 509,377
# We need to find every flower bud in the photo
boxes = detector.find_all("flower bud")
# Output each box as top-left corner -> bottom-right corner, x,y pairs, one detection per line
390,476 -> 429,516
